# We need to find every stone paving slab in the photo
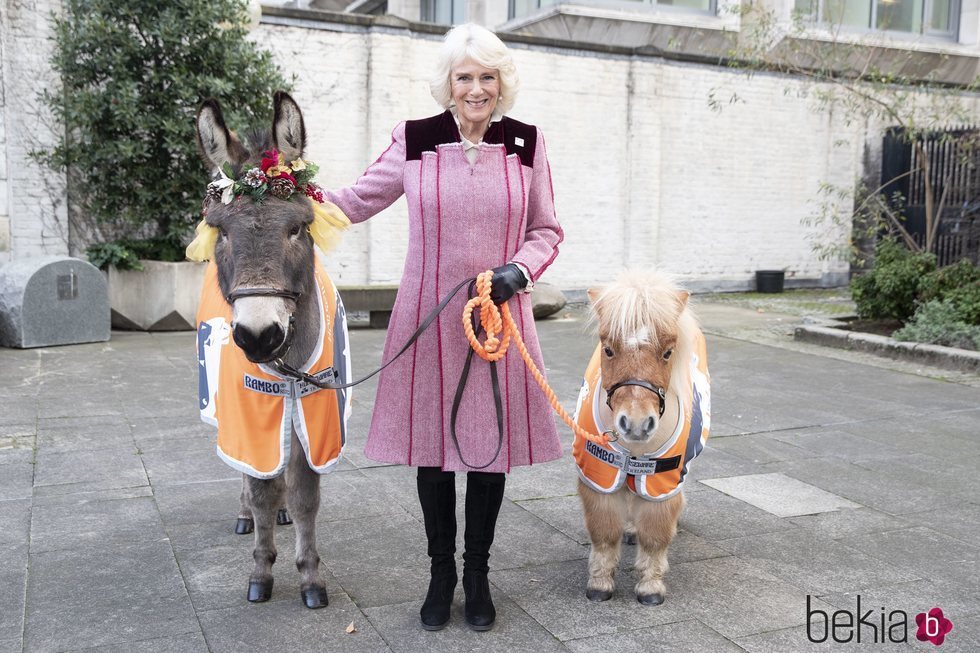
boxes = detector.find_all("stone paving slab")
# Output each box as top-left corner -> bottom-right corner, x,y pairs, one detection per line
0,462 -> 33,502
24,540 -> 198,652
197,593 -> 389,653
32,445 -> 147,497
0,543 -> 27,641
363,595 -> 567,653
713,528 -> 918,595
563,619 -> 742,653
700,472 -> 862,517
838,526 -> 979,591
29,488 -> 163,554
73,631 -> 209,653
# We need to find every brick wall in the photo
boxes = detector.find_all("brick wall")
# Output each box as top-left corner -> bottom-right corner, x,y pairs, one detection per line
259,17 -> 878,289
0,0 -> 69,266
6,7 -> 978,290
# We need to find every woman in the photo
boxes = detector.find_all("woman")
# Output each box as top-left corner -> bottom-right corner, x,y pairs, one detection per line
326,23 -> 563,631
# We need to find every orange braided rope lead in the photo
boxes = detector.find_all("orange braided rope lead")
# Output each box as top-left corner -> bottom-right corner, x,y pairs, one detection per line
461,271 -> 612,447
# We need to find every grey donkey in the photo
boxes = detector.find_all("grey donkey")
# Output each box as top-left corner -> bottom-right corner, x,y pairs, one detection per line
196,91 -> 330,609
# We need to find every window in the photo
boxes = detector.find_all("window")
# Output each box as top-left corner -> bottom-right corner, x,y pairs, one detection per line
422,0 -> 468,23
510,0 -> 716,20
794,0 -> 959,37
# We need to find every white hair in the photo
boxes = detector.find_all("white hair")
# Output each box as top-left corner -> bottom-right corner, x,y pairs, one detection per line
429,23 -> 520,116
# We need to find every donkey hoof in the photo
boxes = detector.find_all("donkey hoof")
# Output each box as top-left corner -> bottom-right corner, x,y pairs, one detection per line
622,532 -> 637,546
301,586 -> 329,609
277,509 -> 292,526
637,592 -> 664,606
247,579 -> 273,603
235,518 -> 254,535
586,588 -> 613,602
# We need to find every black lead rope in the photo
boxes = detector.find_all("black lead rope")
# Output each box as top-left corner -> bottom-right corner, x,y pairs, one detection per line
270,276 -> 476,391
271,275 -> 508,469
448,302 -> 506,470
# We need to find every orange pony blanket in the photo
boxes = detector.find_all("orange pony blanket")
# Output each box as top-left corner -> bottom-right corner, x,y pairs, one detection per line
572,331 -> 710,501
196,260 -> 351,479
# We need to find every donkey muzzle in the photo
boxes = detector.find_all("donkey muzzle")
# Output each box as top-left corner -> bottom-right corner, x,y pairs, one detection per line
232,321 -> 288,363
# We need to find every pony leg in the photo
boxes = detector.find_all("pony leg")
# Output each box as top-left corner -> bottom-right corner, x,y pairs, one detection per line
245,474 -> 285,602
235,475 -> 254,535
286,431 -> 328,609
578,480 -> 626,601
633,493 -> 684,605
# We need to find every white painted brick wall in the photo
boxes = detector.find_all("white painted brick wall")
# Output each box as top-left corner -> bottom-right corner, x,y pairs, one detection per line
6,9 -> 977,290
260,22 -> 864,288
1,0 -> 69,266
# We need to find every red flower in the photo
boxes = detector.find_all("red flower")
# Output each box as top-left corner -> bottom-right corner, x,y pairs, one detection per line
915,607 -> 953,646
261,149 -> 280,173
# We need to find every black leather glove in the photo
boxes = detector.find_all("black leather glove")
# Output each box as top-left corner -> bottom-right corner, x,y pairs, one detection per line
489,263 -> 528,305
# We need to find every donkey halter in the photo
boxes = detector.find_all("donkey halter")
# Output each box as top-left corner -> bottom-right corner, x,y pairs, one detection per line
605,380 -> 667,419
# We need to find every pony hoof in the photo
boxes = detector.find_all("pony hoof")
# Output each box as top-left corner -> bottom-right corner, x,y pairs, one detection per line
277,509 -> 292,526
637,592 -> 664,606
235,518 -> 254,535
247,579 -> 273,603
622,532 -> 637,546
586,588 -> 613,602
301,586 -> 329,609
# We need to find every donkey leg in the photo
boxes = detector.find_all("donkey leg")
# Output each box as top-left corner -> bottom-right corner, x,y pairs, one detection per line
633,493 -> 684,605
235,475 -> 255,535
578,480 -> 626,601
245,474 -> 285,602
286,432 -> 327,609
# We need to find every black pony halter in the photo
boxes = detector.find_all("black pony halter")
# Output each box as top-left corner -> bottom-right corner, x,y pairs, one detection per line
605,380 -> 667,418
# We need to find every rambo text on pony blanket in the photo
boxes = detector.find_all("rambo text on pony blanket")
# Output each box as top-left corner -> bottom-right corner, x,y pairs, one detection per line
189,92 -> 351,610
573,272 -> 710,605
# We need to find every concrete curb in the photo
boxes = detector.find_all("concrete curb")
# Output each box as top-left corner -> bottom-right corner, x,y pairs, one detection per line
794,323 -> 980,373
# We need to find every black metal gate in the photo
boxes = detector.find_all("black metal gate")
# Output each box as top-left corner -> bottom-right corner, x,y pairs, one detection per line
881,126 -> 980,266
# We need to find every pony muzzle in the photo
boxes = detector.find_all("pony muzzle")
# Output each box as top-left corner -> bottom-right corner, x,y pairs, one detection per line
614,411 -> 658,441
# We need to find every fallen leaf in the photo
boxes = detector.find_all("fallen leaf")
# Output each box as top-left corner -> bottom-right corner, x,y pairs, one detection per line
345,621 -> 356,634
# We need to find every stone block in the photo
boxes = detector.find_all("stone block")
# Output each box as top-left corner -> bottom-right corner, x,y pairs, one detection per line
531,282 -> 567,319
0,256 -> 109,348
108,260 -> 206,331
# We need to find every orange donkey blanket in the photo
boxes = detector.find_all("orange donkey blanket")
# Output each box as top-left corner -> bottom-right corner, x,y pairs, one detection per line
196,261 -> 351,479
572,331 -> 710,501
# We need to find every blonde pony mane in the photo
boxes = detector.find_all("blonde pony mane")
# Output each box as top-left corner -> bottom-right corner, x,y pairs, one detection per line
590,271 -> 699,396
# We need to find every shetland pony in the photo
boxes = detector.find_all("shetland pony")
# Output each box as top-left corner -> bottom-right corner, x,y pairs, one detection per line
573,272 -> 709,605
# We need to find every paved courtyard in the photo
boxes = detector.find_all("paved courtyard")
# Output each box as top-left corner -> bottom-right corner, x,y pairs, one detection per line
0,299 -> 977,652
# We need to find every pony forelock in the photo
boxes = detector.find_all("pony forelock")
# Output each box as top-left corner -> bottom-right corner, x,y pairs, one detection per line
590,270 -> 698,395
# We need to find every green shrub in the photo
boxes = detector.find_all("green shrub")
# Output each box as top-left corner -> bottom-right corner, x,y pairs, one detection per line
942,281 -> 980,325
851,239 -> 936,321
34,0 -> 289,266
894,299 -> 980,350
919,259 -> 980,302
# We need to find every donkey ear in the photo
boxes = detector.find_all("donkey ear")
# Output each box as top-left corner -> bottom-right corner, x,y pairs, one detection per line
272,91 -> 306,161
196,99 -> 244,173
676,290 -> 690,308
586,287 -> 602,304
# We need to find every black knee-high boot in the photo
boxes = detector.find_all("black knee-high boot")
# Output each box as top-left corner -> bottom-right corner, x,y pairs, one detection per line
462,471 -> 505,631
417,466 -> 457,630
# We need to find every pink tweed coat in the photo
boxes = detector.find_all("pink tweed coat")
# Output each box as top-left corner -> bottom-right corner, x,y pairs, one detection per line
326,110 -> 563,473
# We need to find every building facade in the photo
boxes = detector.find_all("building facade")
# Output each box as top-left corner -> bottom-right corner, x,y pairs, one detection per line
2,0 -> 978,292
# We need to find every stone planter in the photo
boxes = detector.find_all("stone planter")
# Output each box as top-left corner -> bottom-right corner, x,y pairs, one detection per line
108,260 -> 206,331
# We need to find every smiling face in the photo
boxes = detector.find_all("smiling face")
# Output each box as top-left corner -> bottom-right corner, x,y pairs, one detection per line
450,58 -> 500,136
